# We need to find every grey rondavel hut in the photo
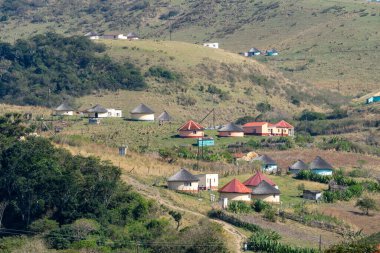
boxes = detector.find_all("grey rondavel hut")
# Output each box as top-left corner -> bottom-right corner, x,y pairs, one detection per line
130,103 -> 155,121
310,156 -> 333,176
252,154 -> 278,172
158,111 -> 172,124
54,102 -> 74,116
251,180 -> 281,203
167,168 -> 199,192
84,104 -> 108,118
288,160 -> 309,174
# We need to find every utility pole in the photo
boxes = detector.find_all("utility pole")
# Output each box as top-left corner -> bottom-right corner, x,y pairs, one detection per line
168,18 -> 175,41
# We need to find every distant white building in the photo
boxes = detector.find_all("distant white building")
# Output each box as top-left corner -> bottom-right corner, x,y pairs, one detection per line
196,174 -> 218,190
84,32 -> 100,40
203,42 -> 219,49
101,33 -> 128,40
54,103 -> 74,116
84,105 -> 122,118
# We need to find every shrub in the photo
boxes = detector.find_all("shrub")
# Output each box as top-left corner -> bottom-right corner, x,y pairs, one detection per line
252,199 -> 269,212
146,66 -> 181,81
256,102 -> 272,113
29,218 -> 59,234
228,201 -> 251,214
298,110 -> 326,121
263,206 -> 277,222
177,94 -> 197,106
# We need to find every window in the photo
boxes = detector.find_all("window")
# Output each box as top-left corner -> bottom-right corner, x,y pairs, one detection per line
193,131 -> 197,134
184,182 -> 192,186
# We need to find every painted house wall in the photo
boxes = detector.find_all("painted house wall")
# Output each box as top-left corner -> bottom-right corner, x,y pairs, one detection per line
303,192 -> 322,200
179,130 -> 205,138
87,112 -> 109,118
107,109 -> 122,118
168,181 -> 199,192
219,192 -> 251,202
312,169 -> 333,176
251,194 -> 280,203
218,131 -> 244,137
243,123 -> 269,135
197,174 -> 218,190
203,43 -> 219,48
131,113 -> 155,121
262,165 -> 278,172
54,111 -> 74,116
367,96 -> 380,104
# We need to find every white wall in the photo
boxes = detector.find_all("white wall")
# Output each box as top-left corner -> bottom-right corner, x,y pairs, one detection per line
131,113 -> 155,121
107,109 -> 122,118
252,194 -> 280,203
203,43 -> 219,49
168,181 -> 199,192
54,110 -> 74,116
197,174 -> 218,190
219,192 -> 251,202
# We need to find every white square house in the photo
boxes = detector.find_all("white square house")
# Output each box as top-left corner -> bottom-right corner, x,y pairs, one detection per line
203,43 -> 219,49
106,108 -> 122,118
196,174 -> 218,190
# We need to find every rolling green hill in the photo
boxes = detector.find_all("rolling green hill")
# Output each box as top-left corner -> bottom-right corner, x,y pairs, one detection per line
0,0 -> 379,96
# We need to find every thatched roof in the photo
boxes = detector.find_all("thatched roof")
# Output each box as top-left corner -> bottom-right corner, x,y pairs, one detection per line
252,180 -> 280,195
218,123 -> 244,132
55,102 -> 73,111
252,154 -> 276,165
310,156 -> 333,169
85,104 -> 108,113
168,168 -> 199,182
158,111 -> 172,121
131,103 -> 154,114
289,160 -> 309,171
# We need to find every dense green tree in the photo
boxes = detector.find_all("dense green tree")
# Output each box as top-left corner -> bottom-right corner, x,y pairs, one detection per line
355,197 -> 379,215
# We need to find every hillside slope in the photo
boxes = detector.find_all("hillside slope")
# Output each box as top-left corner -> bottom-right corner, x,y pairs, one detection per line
0,0 -> 379,96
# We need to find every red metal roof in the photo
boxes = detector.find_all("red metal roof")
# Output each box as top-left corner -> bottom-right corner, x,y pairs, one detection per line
243,122 -> 268,127
275,120 -> 294,128
243,171 -> 276,187
268,123 -> 276,127
218,178 -> 252,193
178,120 -> 204,131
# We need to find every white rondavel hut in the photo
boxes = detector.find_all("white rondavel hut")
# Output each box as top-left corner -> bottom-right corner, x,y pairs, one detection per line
158,111 -> 172,124
130,103 -> 155,121
167,168 -> 199,192
54,102 -> 74,116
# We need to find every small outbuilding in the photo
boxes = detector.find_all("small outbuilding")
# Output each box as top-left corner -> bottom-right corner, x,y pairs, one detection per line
196,174 -> 218,190
54,102 -> 74,116
203,42 -> 219,49
218,179 -> 252,202
167,168 -> 199,192
127,32 -> 139,40
248,48 -> 261,56
303,190 -> 322,201
157,111 -> 172,124
130,103 -> 155,121
243,171 -> 277,190
252,155 -> 278,172
288,160 -> 309,174
218,123 -> 244,137
367,95 -> 380,104
178,120 -> 205,138
275,120 -> 294,136
310,156 -> 333,176
84,104 -> 108,118
266,49 -> 278,56
251,180 -> 281,203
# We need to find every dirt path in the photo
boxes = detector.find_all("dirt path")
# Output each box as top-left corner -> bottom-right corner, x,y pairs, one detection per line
122,175 -> 247,253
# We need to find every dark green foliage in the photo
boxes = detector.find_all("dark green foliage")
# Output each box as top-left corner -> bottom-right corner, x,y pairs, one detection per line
235,116 -> 256,125
296,170 -> 332,184
355,197 -> 379,215
227,201 -> 251,214
326,108 -> 348,120
263,206 -> 277,222
169,210 -> 182,230
252,199 -> 270,212
147,66 -> 181,81
298,110 -> 326,121
159,10 -> 179,20
318,137 -> 364,153
0,33 -> 146,106
256,102 -> 272,113
206,84 -> 231,101
246,137 -> 294,150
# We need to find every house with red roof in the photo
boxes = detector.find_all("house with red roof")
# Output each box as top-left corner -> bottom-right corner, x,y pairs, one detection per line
243,120 -> 294,136
178,120 -> 205,138
243,171 -> 277,190
218,178 -> 252,202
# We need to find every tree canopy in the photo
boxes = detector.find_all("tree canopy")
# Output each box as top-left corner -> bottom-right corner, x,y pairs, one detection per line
0,33 -> 146,106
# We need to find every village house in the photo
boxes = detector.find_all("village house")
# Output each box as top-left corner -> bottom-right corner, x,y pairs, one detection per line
218,179 -> 252,202
100,33 -> 128,40
130,103 -> 155,121
53,102 -> 74,116
167,168 -> 199,192
126,32 -> 139,40
178,120 -> 205,138
265,49 -> 279,56
252,154 -> 278,172
367,95 -> 380,104
203,42 -> 219,49
247,47 -> 261,56
310,156 -> 333,176
217,123 -> 244,137
243,171 -> 277,191
84,32 -> 100,40
84,105 -> 122,118
243,120 -> 294,136
196,174 -> 218,190
303,190 -> 322,201
288,159 -> 309,174
251,180 -> 281,203
157,111 -> 172,124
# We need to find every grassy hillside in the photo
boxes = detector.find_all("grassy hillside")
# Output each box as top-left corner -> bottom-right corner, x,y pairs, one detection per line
0,0 -> 379,96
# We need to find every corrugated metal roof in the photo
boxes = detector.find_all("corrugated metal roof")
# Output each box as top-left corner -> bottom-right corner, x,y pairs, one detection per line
218,178 -> 251,194
275,120 -> 294,128
131,103 -> 154,114
243,122 -> 268,127
178,120 -> 204,131
243,171 -> 276,187
252,180 -> 280,195
168,168 -> 199,182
